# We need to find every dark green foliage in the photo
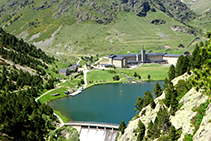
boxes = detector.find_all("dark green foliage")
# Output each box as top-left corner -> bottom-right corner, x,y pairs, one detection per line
164,82 -> 176,107
137,120 -> 145,141
147,119 -> 160,139
156,106 -> 171,132
0,67 -> 43,91
153,82 -> 162,98
147,120 -> 154,138
169,125 -> 177,140
163,77 -> 169,89
170,93 -> 178,115
134,72 -> 138,77
175,80 -> 192,100
168,65 -> 176,81
189,44 -> 202,70
143,90 -> 153,107
207,32 -> 211,38
0,29 -> 55,64
80,79 -> 85,84
119,120 -> 126,134
148,74 -> 151,80
191,102 -> 209,134
0,92 -> 56,140
113,75 -> 120,81
175,55 -> 189,76
183,134 -> 193,141
134,97 -> 144,111
150,100 -> 156,109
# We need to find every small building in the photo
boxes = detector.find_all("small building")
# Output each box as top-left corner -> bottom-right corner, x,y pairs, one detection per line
147,53 -> 167,62
163,54 -> 181,64
51,93 -> 60,96
112,57 -> 127,68
59,68 -> 70,76
69,66 -> 78,72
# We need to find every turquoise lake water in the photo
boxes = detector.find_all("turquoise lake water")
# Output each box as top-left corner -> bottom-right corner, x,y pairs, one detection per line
48,81 -> 164,124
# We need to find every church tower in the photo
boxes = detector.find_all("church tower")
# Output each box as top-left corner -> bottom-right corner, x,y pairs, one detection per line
141,46 -> 146,62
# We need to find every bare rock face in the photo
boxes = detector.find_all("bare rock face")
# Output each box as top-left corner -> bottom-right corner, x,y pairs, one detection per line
117,90 -> 166,141
170,88 -> 208,141
193,104 -> 211,141
117,72 -> 209,141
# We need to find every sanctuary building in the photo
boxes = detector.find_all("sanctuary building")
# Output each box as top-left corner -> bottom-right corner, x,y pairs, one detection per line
108,47 -> 181,68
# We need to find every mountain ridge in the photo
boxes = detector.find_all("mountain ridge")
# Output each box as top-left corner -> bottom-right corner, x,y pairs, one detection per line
0,0 -> 201,55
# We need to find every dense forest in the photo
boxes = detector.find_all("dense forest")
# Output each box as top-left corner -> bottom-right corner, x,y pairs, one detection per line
0,29 -> 58,140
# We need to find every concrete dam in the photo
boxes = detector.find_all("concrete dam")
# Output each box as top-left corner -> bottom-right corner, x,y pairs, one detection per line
64,121 -> 120,141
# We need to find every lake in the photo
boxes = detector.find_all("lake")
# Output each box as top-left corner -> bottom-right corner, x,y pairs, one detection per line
48,81 -> 164,124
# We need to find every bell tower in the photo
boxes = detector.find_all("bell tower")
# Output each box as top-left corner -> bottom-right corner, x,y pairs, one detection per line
141,46 -> 146,62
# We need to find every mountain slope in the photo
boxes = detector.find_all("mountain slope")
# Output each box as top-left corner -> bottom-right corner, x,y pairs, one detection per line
181,0 -> 211,14
0,0 -> 200,55
117,34 -> 211,141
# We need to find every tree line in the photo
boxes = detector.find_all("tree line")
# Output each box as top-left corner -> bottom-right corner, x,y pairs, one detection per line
0,91 -> 56,140
0,27 -> 55,64
0,46 -> 47,75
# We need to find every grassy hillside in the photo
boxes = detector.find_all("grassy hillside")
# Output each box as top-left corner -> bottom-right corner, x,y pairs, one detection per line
0,0 -> 202,56
43,10 -> 198,55
181,0 -> 211,14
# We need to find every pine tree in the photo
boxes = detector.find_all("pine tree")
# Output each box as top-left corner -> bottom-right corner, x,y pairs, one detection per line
135,97 -> 144,111
137,120 -> 145,141
169,125 -> 177,140
175,55 -> 189,76
153,82 -> 162,98
164,82 -> 175,107
143,90 -> 153,107
119,120 -> 127,134
150,100 -> 156,109
168,65 -> 176,81
147,120 -> 153,138
189,44 -> 202,69
170,93 -> 178,113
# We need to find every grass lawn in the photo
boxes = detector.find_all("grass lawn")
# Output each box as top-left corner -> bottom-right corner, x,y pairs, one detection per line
86,69 -> 129,84
54,110 -> 68,123
38,87 -> 69,103
117,64 -> 170,81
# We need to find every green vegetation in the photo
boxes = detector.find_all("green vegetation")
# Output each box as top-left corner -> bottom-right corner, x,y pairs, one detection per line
153,82 -> 162,98
49,126 -> 79,141
136,120 -> 145,141
0,0 -> 200,55
117,64 -> 170,81
87,70 -> 128,84
54,111 -> 68,123
119,120 -> 127,134
191,102 -> 209,134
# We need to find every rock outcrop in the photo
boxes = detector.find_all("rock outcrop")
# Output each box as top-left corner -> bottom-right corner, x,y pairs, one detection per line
117,73 -> 209,141
170,88 -> 208,140
193,103 -> 211,141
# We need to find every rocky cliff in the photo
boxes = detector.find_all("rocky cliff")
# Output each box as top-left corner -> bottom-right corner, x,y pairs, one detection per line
117,73 -> 210,141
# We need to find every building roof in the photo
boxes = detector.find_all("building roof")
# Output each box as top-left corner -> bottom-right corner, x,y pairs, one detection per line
113,57 -> 125,60
108,54 -> 117,58
69,66 -> 77,70
117,53 -> 139,57
59,68 -> 68,73
127,61 -> 139,63
147,53 -> 167,56
163,54 -> 181,57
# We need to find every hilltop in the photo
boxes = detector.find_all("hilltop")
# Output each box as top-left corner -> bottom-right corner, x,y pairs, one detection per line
0,0 -> 203,55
